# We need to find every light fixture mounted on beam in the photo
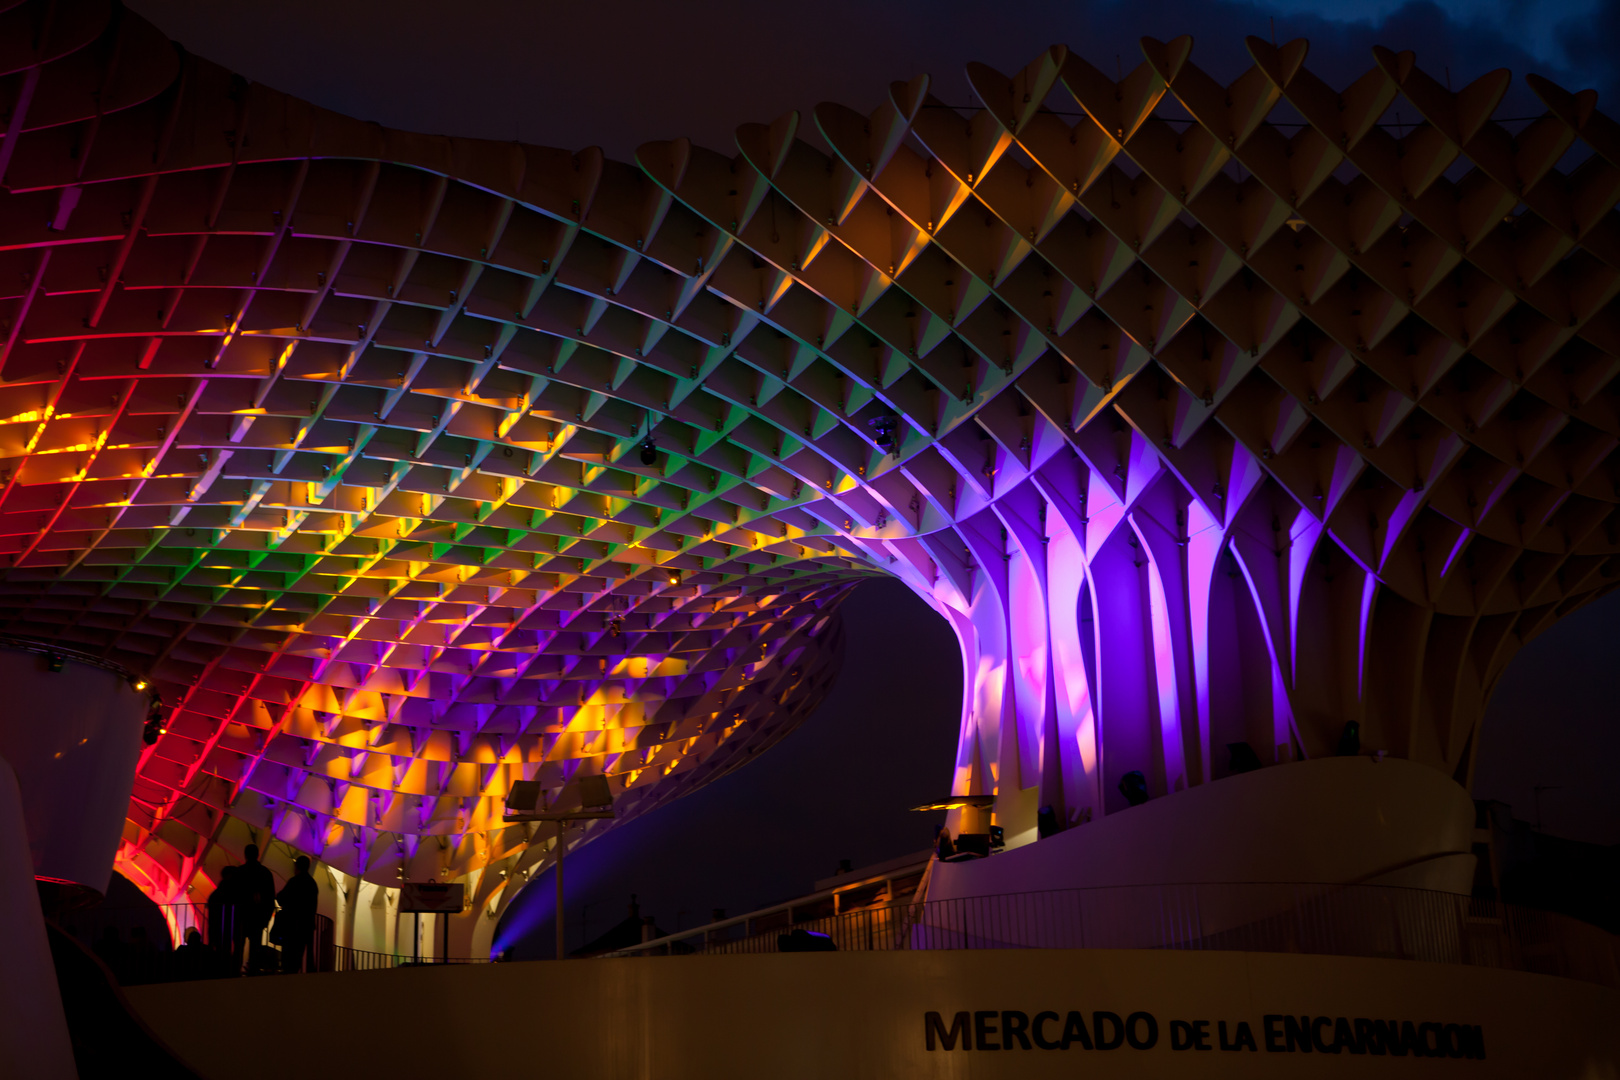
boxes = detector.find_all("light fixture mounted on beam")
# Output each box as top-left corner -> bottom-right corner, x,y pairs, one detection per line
910,794 -> 995,812
504,775 -> 616,961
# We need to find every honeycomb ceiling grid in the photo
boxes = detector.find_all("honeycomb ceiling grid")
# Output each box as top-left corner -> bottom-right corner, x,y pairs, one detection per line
0,0 -> 878,902
639,40 -> 1620,651
0,0 -> 1617,908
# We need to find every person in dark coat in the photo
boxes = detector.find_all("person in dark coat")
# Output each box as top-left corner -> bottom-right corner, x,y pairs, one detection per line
236,844 -> 277,973
209,865 -> 241,973
126,926 -> 156,983
275,856 -> 319,973
92,925 -> 125,981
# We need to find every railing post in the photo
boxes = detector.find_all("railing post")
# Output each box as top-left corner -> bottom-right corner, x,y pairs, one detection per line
1193,884 -> 1204,949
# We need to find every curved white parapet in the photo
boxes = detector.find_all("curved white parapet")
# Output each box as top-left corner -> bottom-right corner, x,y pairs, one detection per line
126,946 -> 1620,1079
0,757 -> 78,1079
929,756 -> 1477,903
0,644 -> 147,894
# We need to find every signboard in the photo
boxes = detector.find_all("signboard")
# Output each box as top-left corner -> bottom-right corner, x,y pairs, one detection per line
922,1008 -> 1486,1058
398,882 -> 465,913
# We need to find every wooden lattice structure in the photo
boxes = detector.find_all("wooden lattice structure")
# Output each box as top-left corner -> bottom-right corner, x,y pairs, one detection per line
1,0 -> 1616,931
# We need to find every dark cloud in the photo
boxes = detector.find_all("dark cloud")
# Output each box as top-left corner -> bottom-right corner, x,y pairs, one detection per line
128,0 -> 1616,162
1556,0 -> 1620,105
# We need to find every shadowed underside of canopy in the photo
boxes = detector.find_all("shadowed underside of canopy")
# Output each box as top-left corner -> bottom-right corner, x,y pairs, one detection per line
0,0 -> 1616,925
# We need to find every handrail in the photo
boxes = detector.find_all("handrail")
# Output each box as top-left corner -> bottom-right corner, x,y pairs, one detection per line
60,903 -> 490,979
609,886 -> 848,953
0,634 -> 149,684
603,858 -> 930,956
58,903 -> 337,982
333,946 -> 491,971
602,880 -> 1620,989
66,880 -> 1619,990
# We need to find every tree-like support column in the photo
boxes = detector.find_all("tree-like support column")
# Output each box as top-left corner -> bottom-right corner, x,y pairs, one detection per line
894,450 -> 1511,883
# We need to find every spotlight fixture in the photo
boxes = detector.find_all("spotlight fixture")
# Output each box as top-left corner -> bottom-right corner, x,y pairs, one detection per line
142,702 -> 167,744
867,415 -> 899,453
667,571 -> 680,587
639,438 -> 658,466
132,678 -> 147,691
1117,770 -> 1150,807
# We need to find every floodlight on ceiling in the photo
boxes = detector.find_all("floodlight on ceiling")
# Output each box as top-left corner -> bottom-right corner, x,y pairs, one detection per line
910,794 -> 996,812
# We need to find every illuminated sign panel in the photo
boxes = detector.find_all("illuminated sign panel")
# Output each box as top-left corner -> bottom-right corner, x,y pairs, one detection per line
923,1009 -> 1487,1058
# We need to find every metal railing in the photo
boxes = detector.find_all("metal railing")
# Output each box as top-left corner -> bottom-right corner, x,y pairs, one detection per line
332,946 -> 491,971
606,881 -> 1620,989
58,903 -> 335,982
60,903 -> 491,980
62,880 -> 1620,989
575,872 -> 926,959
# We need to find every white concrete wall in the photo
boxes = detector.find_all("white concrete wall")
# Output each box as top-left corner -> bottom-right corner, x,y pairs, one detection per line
0,647 -> 146,893
126,946 -> 1620,1079
929,756 -> 1477,901
0,757 -> 77,1079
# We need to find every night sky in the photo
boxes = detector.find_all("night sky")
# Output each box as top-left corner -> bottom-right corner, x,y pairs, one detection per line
125,0 -> 1620,953
494,577 -> 962,957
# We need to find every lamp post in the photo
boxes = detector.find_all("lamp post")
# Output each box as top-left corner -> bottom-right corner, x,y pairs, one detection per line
505,776 -> 614,960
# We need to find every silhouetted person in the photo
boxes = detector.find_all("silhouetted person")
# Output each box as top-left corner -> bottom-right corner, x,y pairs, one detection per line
173,928 -> 210,980
276,856 -> 319,973
1118,770 -> 1150,807
1337,720 -> 1361,757
236,844 -> 276,973
1037,804 -> 1061,839
934,825 -> 955,861
209,864 -> 241,972
126,926 -> 156,983
1227,742 -> 1264,774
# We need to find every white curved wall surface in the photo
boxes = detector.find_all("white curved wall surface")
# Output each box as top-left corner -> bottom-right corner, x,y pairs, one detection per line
0,646 -> 146,894
0,758 -> 78,1079
928,756 -> 1477,901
